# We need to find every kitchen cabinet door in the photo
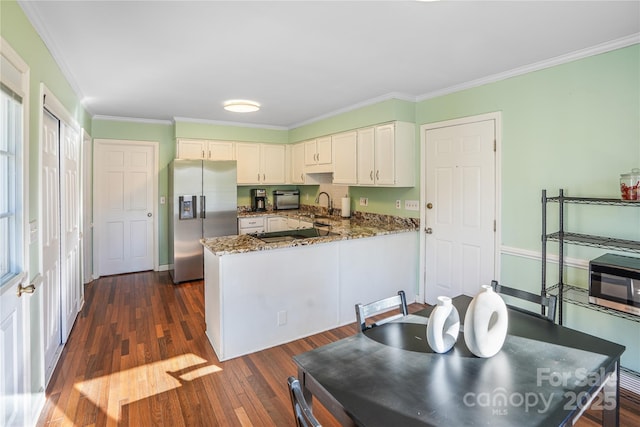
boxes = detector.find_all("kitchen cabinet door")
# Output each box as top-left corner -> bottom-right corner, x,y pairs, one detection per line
332,131 -> 357,184
355,122 -> 414,187
304,139 -> 318,166
305,137 -> 332,166
177,139 -> 234,160
261,144 -> 286,184
291,143 -> 306,184
374,124 -> 396,185
177,139 -> 207,159
235,143 -> 261,184
207,141 -> 234,160
238,217 -> 265,234
267,216 -> 289,232
357,127 -> 375,185
236,143 -> 285,185
316,136 -> 332,165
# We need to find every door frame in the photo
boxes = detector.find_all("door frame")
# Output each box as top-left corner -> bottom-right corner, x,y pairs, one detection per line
418,111 -> 502,304
93,139 -> 159,278
81,129 -> 94,282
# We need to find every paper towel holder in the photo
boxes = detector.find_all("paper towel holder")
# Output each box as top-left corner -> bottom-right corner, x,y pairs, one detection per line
341,196 -> 351,218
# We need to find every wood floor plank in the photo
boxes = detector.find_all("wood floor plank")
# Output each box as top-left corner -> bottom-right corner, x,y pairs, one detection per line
37,271 -> 640,426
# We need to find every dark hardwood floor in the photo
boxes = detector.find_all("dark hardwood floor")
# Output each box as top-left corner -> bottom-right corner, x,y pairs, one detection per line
37,271 -> 640,426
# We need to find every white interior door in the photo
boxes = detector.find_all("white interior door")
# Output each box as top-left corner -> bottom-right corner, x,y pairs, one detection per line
424,118 -> 497,303
41,109 -> 63,382
60,123 -> 81,340
95,140 -> 156,276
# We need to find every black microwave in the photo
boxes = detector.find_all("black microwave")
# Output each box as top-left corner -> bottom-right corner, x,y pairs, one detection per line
589,253 -> 640,316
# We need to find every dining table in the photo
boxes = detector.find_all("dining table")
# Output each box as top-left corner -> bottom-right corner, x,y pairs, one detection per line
292,295 -> 625,427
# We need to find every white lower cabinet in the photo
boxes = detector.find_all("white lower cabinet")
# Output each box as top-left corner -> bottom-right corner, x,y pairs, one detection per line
287,218 -> 313,230
267,216 -> 288,232
238,217 -> 265,235
204,231 -> 419,361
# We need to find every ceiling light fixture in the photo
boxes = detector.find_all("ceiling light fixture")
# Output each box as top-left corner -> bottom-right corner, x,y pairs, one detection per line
223,100 -> 260,113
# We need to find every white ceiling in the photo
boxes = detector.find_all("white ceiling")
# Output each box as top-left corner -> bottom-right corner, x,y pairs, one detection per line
18,1 -> 640,129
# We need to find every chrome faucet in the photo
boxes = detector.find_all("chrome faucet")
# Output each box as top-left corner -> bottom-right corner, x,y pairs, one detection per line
315,191 -> 332,215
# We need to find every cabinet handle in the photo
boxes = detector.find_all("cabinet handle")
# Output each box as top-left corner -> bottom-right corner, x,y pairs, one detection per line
202,150 -> 205,158
257,173 -> 260,181
300,173 -> 304,180
208,150 -> 211,159
370,171 -> 373,180
263,173 -> 266,181
376,170 -> 379,180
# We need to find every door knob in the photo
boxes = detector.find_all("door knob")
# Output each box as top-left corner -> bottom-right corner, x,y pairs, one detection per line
427,203 -> 433,209
147,213 -> 152,217
17,283 -> 35,297
425,227 -> 433,234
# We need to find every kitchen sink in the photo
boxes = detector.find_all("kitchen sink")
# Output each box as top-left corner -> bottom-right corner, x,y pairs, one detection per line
252,227 -> 339,243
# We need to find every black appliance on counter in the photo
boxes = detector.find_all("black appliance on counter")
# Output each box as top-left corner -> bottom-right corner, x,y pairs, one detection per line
250,188 -> 267,211
589,253 -> 640,316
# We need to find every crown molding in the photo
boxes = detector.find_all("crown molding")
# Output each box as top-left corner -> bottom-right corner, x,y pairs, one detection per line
173,116 -> 289,131
92,115 -> 173,125
289,92 -> 417,129
417,33 -> 640,102
18,0 -> 87,106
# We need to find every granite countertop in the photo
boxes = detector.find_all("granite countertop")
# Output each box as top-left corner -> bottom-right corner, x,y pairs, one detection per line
201,210 -> 419,256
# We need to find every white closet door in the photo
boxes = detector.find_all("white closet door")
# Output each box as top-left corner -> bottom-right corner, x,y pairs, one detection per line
60,122 -> 81,341
41,109 -> 62,382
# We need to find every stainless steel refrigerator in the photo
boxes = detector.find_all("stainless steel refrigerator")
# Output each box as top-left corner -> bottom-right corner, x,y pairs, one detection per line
169,159 -> 237,284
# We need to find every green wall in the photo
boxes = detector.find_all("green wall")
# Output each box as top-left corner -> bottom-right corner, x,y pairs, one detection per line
414,45 -> 640,370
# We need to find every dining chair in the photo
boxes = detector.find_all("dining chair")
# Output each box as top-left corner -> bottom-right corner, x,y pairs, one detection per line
287,376 -> 322,427
491,280 -> 557,322
355,290 -> 408,332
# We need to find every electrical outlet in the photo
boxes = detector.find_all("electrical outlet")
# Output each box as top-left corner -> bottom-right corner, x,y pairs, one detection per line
359,197 -> 368,206
277,310 -> 287,326
395,200 -> 401,209
405,200 -> 420,211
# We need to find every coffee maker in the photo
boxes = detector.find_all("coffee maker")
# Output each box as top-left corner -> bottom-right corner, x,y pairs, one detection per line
250,188 -> 267,211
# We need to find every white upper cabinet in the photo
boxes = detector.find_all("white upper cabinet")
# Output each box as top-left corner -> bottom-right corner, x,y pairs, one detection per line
235,143 -> 286,185
177,138 -> 234,160
357,127 -> 376,185
332,131 -> 358,185
304,136 -> 332,172
356,122 -> 415,187
291,142 -> 306,184
262,144 -> 286,184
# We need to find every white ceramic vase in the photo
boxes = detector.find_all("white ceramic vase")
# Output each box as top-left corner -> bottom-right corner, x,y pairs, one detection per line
463,285 -> 508,358
426,296 -> 460,353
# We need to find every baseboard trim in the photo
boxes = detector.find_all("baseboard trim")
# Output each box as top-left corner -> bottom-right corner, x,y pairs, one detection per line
500,245 -> 589,270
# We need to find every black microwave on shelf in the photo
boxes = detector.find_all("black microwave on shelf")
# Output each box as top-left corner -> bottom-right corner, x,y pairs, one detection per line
589,253 -> 640,316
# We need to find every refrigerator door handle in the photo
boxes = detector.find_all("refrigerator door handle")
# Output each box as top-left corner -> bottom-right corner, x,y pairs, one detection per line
201,195 -> 206,218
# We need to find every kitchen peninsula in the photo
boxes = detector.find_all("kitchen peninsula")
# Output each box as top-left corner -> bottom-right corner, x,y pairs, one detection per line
202,212 -> 419,361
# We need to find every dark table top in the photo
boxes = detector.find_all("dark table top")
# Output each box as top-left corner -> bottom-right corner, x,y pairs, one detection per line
294,295 -> 625,427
